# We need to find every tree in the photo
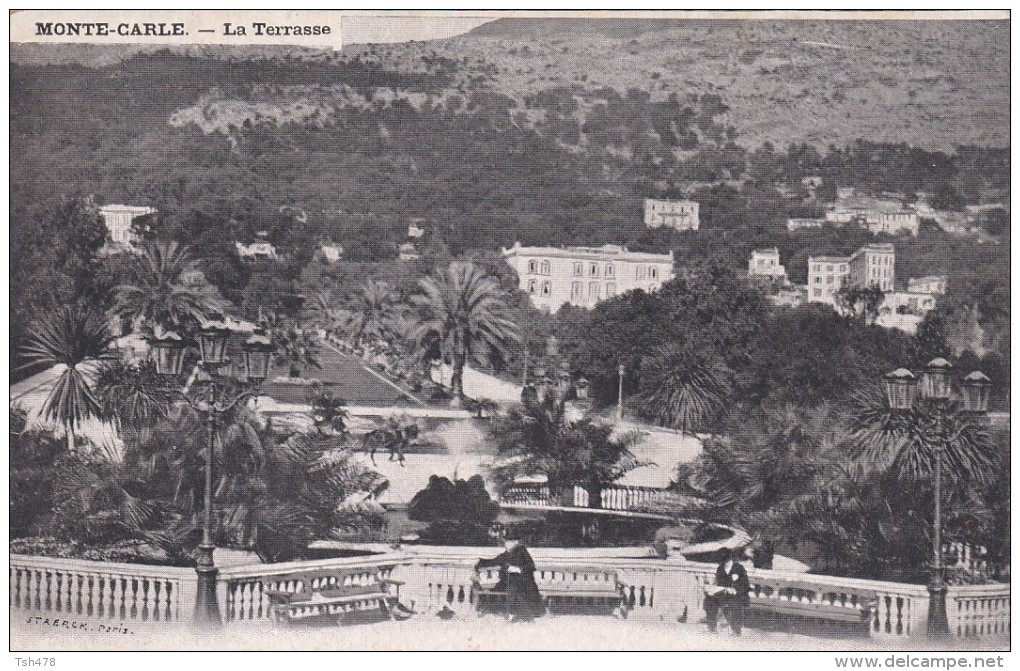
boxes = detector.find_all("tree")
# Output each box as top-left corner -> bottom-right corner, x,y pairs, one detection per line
409,261 -> 520,404
491,395 -> 645,508
19,306 -> 116,451
835,285 -> 885,325
114,242 -> 228,330
637,343 -> 733,433
408,474 -> 499,524
310,387 -> 349,435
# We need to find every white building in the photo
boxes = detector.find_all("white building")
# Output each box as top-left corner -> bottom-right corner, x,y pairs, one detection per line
807,243 -> 895,305
502,242 -> 674,312
407,221 -> 426,239
824,188 -> 919,236
398,242 -> 420,262
786,218 -> 827,231
235,241 -> 278,261
100,204 -> 156,248
320,244 -> 345,263
748,248 -> 787,282
908,275 -> 948,295
644,198 -> 699,231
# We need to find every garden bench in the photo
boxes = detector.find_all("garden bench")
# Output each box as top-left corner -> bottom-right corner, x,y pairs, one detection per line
264,566 -> 404,626
746,578 -> 878,635
473,565 -> 627,617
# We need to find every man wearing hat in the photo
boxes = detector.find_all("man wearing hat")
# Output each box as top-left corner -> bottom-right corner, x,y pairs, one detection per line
702,548 -> 752,636
476,534 -> 545,622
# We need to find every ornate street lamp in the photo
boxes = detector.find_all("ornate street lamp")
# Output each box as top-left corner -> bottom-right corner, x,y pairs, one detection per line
961,371 -> 992,413
149,326 -> 273,628
884,367 -> 918,410
880,361 -> 992,640
922,357 -> 953,401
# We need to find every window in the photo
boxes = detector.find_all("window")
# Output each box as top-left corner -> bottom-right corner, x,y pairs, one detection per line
527,279 -> 537,294
540,261 -> 551,275
605,264 -> 615,278
840,265 -> 847,272
650,267 -> 658,279
527,260 -> 537,274
637,266 -> 646,280
541,281 -> 551,296
589,263 -> 599,277
814,288 -> 822,297
571,281 -> 582,300
814,277 -> 821,284
573,262 -> 583,277
825,276 -> 832,284
589,282 -> 600,301
827,265 -> 833,272
814,264 -> 821,272
606,282 -> 616,297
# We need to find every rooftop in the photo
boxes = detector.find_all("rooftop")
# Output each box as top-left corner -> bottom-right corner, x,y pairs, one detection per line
502,242 -> 673,263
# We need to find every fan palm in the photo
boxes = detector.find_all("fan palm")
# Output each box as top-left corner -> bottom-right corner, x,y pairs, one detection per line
114,241 -> 228,330
19,306 -> 116,451
848,385 -> 996,485
638,343 -> 733,434
492,395 -> 646,508
409,261 -> 520,404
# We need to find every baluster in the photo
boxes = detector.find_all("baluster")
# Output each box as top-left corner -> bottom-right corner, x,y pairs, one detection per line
129,578 -> 139,620
895,596 -> 904,635
446,584 -> 454,604
254,581 -> 265,620
109,575 -> 121,620
54,572 -> 65,612
12,568 -> 21,609
152,580 -> 163,622
120,577 -> 130,620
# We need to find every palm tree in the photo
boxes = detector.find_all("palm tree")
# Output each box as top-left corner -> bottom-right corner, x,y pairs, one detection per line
19,306 -> 116,451
409,261 -> 520,405
491,395 -> 646,508
849,386 -> 996,485
95,359 -> 175,447
114,241 -> 228,330
312,280 -> 399,352
638,343 -> 733,433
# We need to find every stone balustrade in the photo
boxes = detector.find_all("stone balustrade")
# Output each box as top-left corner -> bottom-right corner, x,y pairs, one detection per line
217,554 -> 403,624
9,551 -> 1009,644
948,583 -> 1011,640
10,554 -> 195,626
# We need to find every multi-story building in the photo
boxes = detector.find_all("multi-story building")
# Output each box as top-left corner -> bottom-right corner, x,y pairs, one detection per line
807,256 -> 850,304
824,188 -> 919,236
748,248 -> 787,282
502,242 -> 675,312
807,243 -> 895,305
644,198 -> 699,231
907,275 -> 948,295
100,204 -> 156,248
398,242 -> 420,262
848,243 -> 895,292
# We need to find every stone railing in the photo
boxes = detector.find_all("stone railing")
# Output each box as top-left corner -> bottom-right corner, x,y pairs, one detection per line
501,484 -> 669,511
9,551 -> 1010,644
10,554 -> 195,626
948,583 -> 1011,640
217,554 -> 404,624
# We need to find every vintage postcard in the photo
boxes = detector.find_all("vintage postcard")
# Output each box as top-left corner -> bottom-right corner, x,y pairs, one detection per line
8,9 -> 1010,658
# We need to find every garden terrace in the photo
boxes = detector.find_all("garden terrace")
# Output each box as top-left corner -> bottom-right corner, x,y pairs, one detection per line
10,549 -> 1009,650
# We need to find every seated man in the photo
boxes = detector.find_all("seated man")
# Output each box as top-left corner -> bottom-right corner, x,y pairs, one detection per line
703,548 -> 752,636
475,535 -> 545,622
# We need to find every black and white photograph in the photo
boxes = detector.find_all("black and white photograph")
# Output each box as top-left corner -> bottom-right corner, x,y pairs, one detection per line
8,9 -> 1011,657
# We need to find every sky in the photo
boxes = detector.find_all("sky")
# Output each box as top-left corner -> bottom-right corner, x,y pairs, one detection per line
341,15 -> 498,46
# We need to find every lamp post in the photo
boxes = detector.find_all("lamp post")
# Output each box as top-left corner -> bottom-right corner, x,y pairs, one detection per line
616,364 -> 625,422
149,325 -> 273,628
881,358 -> 991,640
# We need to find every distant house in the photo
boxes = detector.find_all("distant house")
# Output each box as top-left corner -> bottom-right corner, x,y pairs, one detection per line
398,242 -> 420,262
320,244 -> 344,263
748,248 -> 787,282
801,176 -> 823,190
908,275 -> 948,295
825,187 -> 919,236
644,198 -> 699,231
407,221 -> 426,239
100,204 -> 156,248
235,241 -> 278,261
502,242 -> 674,312
769,285 -> 807,308
786,218 -> 827,231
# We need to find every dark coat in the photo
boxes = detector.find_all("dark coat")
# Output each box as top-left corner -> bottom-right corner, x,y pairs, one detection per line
714,559 -> 751,607
477,544 -> 545,618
